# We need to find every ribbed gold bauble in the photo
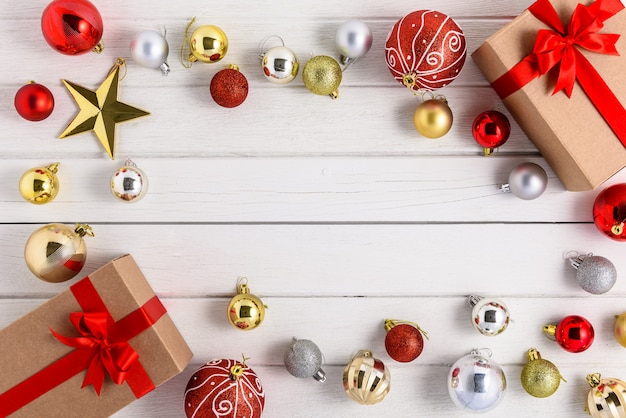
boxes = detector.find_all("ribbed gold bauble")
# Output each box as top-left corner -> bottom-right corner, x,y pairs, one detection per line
342,350 -> 390,405
302,56 -> 342,99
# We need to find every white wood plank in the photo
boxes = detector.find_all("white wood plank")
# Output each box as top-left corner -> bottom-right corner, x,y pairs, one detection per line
0,224 -> 624,298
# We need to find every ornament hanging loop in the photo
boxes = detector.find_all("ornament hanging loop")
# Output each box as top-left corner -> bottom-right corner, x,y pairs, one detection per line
470,347 -> 493,358
180,17 -> 196,68
384,319 -> 430,340
567,251 -> 592,269
108,58 -> 127,81
259,35 -> 285,59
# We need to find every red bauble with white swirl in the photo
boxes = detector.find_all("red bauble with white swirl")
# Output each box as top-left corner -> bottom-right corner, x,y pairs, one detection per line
184,359 -> 265,418
385,10 -> 466,91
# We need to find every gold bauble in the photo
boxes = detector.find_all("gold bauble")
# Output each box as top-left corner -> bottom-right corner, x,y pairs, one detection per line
520,349 -> 565,398
24,224 -> 93,283
19,162 -> 60,204
413,98 -> 453,138
587,373 -> 626,418
302,55 -> 342,99
227,279 -> 266,330
342,350 -> 390,405
614,312 -> 626,348
189,25 -> 228,64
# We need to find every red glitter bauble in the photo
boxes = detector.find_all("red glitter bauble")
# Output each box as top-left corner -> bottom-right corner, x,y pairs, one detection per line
554,315 -> 594,353
384,321 -> 425,362
385,10 -> 466,91
210,67 -> 249,108
14,83 -> 55,121
471,110 -> 511,152
41,0 -> 103,55
184,359 -> 265,418
593,183 -> 626,241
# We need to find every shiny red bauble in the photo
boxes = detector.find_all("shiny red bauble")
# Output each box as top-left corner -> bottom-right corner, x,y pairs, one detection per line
184,359 -> 265,418
471,110 -> 511,154
14,83 -> 55,121
385,10 -> 466,92
550,315 -> 595,353
384,320 -> 425,362
41,0 -> 103,55
593,183 -> 626,241
210,66 -> 249,108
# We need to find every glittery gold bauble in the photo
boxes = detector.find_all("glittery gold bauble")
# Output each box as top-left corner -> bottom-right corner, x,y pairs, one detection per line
587,373 -> 626,418
189,25 -> 228,63
520,349 -> 564,398
613,312 -> 626,348
302,55 -> 342,99
227,279 -> 266,330
19,162 -> 60,204
343,350 -> 390,405
413,98 -> 453,138
24,223 -> 93,283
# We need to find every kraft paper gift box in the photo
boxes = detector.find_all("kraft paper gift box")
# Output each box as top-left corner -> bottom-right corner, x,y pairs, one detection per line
472,0 -> 626,191
0,254 -> 193,417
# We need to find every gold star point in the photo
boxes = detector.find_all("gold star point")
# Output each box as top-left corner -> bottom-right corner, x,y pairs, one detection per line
59,59 -> 150,159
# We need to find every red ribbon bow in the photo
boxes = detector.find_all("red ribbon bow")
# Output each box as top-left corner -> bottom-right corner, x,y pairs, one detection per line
51,311 -> 140,395
491,0 -> 626,146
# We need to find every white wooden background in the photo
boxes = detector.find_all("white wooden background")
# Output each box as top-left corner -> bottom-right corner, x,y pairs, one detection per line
2,0 -> 626,417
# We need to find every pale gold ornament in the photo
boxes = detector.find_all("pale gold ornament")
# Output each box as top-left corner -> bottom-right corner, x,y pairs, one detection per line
187,21 -> 228,64
520,348 -> 565,398
227,278 -> 266,330
614,313 -> 626,348
413,97 -> 453,139
302,55 -> 342,99
19,162 -> 60,204
586,373 -> 626,417
24,223 -> 94,283
342,350 -> 390,405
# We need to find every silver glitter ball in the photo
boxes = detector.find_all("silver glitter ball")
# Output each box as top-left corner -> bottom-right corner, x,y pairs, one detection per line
335,19 -> 373,64
261,45 -> 299,84
110,158 -> 148,203
570,253 -> 617,295
448,350 -> 506,412
500,162 -> 547,200
130,30 -> 170,75
283,338 -> 326,382
468,295 -> 510,336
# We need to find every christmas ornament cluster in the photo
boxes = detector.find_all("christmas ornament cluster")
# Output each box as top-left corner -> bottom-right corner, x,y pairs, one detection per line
11,1 -> 626,417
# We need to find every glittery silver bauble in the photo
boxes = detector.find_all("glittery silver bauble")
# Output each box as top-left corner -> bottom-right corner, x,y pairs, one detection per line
283,338 -> 326,382
500,162 -> 547,200
468,295 -> 510,336
261,45 -> 299,84
569,253 -> 617,295
335,19 -> 373,65
130,30 -> 170,75
448,349 -> 506,412
110,158 -> 148,202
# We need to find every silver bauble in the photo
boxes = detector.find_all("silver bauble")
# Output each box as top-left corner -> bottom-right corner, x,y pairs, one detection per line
283,338 -> 326,382
569,253 -> 617,295
130,30 -> 170,75
500,162 -> 547,200
448,350 -> 506,412
110,158 -> 148,202
261,45 -> 299,84
468,295 -> 510,336
335,19 -> 373,65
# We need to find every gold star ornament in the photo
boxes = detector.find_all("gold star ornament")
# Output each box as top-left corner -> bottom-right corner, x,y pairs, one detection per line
59,58 -> 149,159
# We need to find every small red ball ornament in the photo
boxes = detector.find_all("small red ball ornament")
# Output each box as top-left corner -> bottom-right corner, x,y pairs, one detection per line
593,183 -> 626,241
384,319 -> 428,362
385,10 -> 466,92
41,0 -> 103,55
14,82 -> 55,121
543,315 -> 594,353
184,358 -> 265,418
472,110 -> 511,155
210,65 -> 249,108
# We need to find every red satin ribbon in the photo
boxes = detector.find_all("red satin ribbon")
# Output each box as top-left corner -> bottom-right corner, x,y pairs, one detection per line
0,277 -> 166,417
491,0 -> 626,147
